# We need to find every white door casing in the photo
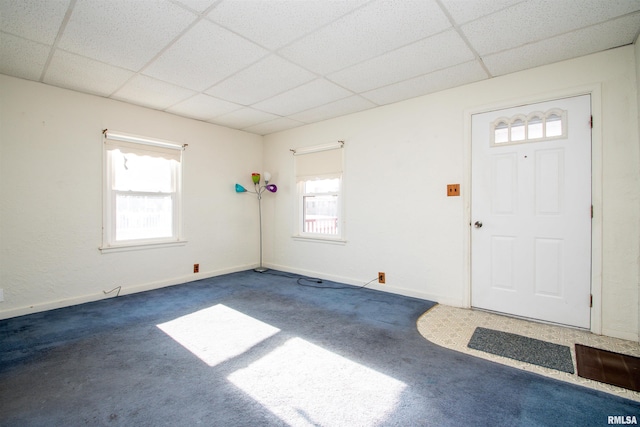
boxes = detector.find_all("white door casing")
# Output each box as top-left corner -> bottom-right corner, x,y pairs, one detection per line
471,95 -> 592,328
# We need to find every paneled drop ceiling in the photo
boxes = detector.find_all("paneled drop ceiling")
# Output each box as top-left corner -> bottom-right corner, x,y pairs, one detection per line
2,0 -> 639,135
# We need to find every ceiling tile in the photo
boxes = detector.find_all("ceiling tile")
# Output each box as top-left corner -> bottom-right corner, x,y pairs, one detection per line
279,0 -> 451,75
0,0 -> 70,44
289,96 -> 376,123
0,33 -> 50,81
462,0 -> 640,56
112,75 -> 196,111
173,0 -> 218,14
329,29 -> 475,93
58,0 -> 197,71
252,79 -> 352,116
484,13 -> 640,77
362,60 -> 488,105
438,0 -> 523,25
144,20 -> 268,92
207,0 -> 367,50
205,55 -> 316,105
210,107 -> 280,129
167,94 -> 242,121
242,117 -> 304,135
43,50 -> 134,96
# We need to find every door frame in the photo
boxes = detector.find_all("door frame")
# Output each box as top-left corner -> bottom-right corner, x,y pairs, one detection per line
462,84 -> 603,334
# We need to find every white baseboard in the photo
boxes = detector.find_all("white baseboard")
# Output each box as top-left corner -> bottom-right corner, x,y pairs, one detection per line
0,264 -> 255,321
601,328 -> 640,342
0,263 -> 466,320
264,263 -> 463,306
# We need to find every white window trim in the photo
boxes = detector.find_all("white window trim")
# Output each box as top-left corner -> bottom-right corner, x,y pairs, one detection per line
292,141 -> 345,243
100,130 -> 187,253
292,235 -> 347,245
99,240 -> 188,254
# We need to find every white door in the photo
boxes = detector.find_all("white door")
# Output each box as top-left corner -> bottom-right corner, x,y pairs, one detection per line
471,95 -> 592,328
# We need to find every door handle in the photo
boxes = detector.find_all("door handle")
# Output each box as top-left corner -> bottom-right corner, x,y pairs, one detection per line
474,221 -> 483,228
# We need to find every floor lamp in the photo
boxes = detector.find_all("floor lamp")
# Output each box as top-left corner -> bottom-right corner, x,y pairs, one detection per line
235,172 -> 277,273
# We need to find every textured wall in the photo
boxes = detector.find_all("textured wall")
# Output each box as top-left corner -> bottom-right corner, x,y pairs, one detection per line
0,75 -> 263,318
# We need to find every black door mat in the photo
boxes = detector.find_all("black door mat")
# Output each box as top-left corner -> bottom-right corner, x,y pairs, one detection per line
575,344 -> 640,392
468,327 -> 574,373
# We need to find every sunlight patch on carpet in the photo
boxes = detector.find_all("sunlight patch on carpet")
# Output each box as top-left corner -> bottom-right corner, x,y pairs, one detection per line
157,304 -> 280,367
228,337 -> 407,426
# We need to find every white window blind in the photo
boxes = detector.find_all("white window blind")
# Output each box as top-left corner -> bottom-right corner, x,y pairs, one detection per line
295,147 -> 343,182
104,139 -> 182,162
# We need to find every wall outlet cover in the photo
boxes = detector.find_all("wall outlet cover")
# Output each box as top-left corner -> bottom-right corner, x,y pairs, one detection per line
447,184 -> 460,196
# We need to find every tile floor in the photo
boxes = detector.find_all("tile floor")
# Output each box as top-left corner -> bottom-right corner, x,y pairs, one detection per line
417,304 -> 640,402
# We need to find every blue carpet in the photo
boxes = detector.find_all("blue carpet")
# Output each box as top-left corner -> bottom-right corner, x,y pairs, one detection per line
1,270 -> 638,426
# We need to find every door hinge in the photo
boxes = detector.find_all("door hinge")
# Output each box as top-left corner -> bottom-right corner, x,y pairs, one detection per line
590,294 -> 593,308
590,115 -> 593,128
591,205 -> 593,218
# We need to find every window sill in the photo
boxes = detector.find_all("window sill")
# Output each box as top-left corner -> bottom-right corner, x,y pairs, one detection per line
99,240 -> 188,254
292,235 -> 347,245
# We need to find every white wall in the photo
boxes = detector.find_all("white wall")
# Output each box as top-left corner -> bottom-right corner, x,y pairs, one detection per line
0,75 -> 263,319
263,46 -> 640,341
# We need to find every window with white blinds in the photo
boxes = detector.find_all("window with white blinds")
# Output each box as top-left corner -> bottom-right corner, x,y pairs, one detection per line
294,144 -> 344,240
101,131 -> 185,251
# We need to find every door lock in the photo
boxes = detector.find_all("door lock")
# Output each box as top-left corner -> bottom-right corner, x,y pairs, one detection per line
474,221 -> 483,228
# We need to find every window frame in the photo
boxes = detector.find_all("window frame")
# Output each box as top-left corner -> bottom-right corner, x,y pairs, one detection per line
490,109 -> 568,146
298,176 -> 343,239
100,130 -> 187,253
292,143 -> 345,243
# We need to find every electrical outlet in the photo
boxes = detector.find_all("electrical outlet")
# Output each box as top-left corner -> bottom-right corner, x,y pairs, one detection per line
193,264 -> 199,273
378,272 -> 386,284
447,184 -> 460,197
